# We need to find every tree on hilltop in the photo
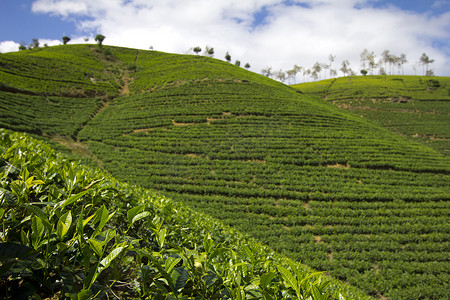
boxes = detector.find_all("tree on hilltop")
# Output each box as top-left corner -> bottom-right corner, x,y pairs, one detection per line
381,50 -> 390,74
274,69 -> 287,83
95,34 -> 105,47
398,53 -> 407,75
419,53 -> 434,76
328,54 -> 336,78
312,62 -> 322,81
193,46 -> 201,55
235,60 -> 241,67
204,46 -> 214,57
360,49 -> 370,72
286,65 -> 302,84
31,38 -> 40,49
62,36 -> 71,45
286,69 -> 297,84
340,60 -> 351,77
303,68 -> 311,82
225,51 -> 231,62
244,63 -> 250,69
261,66 -> 272,77
18,41 -> 27,51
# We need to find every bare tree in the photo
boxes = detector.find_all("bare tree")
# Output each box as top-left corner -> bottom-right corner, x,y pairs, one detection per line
274,69 -> 287,83
261,66 -> 273,77
286,65 -> 302,84
340,60 -> 350,77
312,62 -> 322,81
389,54 -> 399,75
419,53 -> 434,76
398,53 -> 407,75
381,50 -> 390,74
360,49 -> 370,71
321,63 -> 329,79
286,69 -> 297,84
31,38 -> 40,49
311,70 -> 319,82
328,54 -> 336,78
303,68 -> 311,82
330,69 -> 337,78
367,51 -> 377,77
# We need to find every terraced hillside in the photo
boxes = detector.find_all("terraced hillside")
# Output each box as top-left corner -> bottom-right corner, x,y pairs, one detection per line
292,76 -> 450,155
1,45 -> 449,299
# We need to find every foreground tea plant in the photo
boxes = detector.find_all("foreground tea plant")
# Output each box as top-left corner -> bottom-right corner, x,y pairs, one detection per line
1,129 -> 360,299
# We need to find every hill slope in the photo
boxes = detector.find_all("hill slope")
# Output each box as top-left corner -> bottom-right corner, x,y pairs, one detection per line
292,76 -> 450,155
1,45 -> 449,299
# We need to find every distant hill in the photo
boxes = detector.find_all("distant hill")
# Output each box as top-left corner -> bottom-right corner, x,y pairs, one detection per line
1,45 -> 449,299
292,76 -> 450,155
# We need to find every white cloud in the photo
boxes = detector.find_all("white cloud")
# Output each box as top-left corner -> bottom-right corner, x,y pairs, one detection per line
0,41 -> 21,53
20,0 -> 450,77
32,0 -> 88,17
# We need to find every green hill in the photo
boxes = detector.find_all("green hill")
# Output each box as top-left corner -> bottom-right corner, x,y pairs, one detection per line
292,76 -> 450,155
1,45 -> 449,299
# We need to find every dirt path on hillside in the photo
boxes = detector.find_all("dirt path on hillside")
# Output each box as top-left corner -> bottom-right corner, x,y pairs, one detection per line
51,135 -> 104,166
120,73 -> 130,96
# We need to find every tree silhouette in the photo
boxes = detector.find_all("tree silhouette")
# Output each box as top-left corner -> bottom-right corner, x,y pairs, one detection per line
193,46 -> 201,55
204,46 -> 214,57
31,38 -> 40,49
244,63 -> 250,69
62,36 -> 71,45
95,34 -> 105,47
225,52 -> 231,62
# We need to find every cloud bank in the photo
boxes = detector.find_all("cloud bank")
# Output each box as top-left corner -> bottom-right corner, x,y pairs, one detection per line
8,0 -> 450,77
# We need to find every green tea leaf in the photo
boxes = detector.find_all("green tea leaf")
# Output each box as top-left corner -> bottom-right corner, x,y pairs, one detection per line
203,233 -> 214,254
26,204 -> 49,224
127,204 -> 145,224
91,205 -> 109,238
276,265 -> 298,293
165,256 -> 181,274
99,245 -> 125,270
31,216 -> 45,249
88,238 -> 104,258
59,190 -> 89,209
57,211 -> 72,240
173,267 -> 189,292
132,211 -> 152,224
310,284 -> 324,300
156,227 -> 167,249
260,272 -> 277,289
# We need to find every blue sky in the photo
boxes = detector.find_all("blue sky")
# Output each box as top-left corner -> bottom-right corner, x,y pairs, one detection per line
1,0 -> 449,76
0,1 -> 75,42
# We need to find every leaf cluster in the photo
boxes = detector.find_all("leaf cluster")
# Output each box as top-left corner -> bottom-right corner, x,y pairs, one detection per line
0,129 -> 353,299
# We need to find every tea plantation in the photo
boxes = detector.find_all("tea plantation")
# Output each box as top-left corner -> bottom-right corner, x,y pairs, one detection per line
292,76 -> 450,156
1,45 -> 449,299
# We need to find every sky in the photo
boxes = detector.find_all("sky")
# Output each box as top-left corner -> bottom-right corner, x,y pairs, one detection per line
1,0 -> 449,78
